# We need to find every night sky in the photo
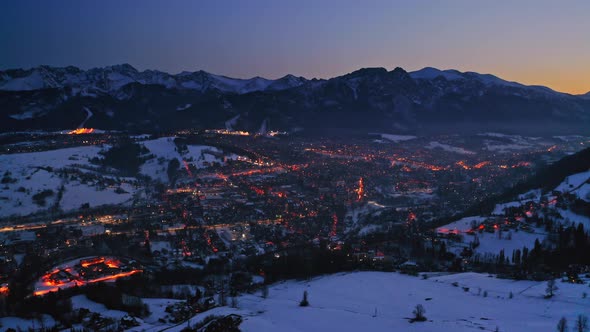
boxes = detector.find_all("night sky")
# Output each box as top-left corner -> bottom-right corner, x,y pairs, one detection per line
1,0 -> 589,94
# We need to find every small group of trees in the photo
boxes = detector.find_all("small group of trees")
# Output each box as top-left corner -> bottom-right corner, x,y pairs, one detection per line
99,139 -> 148,176
32,189 -> 54,206
411,304 -> 427,322
557,314 -> 588,332
1,171 -> 17,184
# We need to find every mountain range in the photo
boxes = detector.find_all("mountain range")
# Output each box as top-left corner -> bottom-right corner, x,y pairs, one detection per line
1,64 -> 589,134
0,64 -> 308,95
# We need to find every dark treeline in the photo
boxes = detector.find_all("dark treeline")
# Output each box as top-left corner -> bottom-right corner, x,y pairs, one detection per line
251,245 -> 352,283
472,223 -> 590,280
97,138 -> 149,176
529,223 -> 590,270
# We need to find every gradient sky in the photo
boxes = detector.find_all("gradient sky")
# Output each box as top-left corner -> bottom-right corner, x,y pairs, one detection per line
1,0 -> 589,94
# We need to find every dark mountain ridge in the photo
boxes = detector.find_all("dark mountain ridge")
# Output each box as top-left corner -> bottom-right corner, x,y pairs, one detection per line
1,64 -> 589,134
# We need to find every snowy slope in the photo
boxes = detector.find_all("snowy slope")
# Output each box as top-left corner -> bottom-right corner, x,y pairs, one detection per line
0,70 -> 48,90
439,168 -> 590,259
573,183 -> 590,202
6,272 -> 589,331
438,216 -> 546,257
170,271 -> 590,332
437,216 -> 486,233
554,170 -> 590,193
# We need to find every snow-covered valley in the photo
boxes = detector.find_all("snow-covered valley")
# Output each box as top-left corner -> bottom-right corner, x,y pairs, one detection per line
0,136 -> 239,218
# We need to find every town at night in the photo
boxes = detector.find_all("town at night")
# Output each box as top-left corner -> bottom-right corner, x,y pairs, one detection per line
1,1 -> 590,331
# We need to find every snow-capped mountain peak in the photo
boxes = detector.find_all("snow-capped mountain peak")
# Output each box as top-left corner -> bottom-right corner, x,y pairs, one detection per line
266,74 -> 307,91
409,67 -> 463,81
0,65 -> 309,95
409,67 -> 563,96
410,67 -> 522,87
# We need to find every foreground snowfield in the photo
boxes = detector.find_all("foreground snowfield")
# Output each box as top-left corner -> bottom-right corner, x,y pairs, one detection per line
176,272 -> 589,332
3,267 -> 590,331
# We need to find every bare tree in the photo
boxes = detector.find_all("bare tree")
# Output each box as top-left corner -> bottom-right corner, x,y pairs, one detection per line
546,279 -> 558,298
557,317 -> 567,332
576,315 -> 588,332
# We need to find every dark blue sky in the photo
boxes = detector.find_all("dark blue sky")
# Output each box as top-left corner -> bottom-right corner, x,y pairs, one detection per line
1,0 -> 589,93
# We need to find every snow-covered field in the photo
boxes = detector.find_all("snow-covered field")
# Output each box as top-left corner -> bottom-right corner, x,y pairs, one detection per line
71,295 -> 128,320
0,137 -> 240,217
437,216 -> 486,233
171,271 -> 590,332
140,137 -> 238,182
474,229 -> 545,258
371,133 -> 417,143
6,271 -> 590,332
477,133 -> 545,153
0,145 -> 124,217
426,141 -> 475,155
69,295 -> 186,331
